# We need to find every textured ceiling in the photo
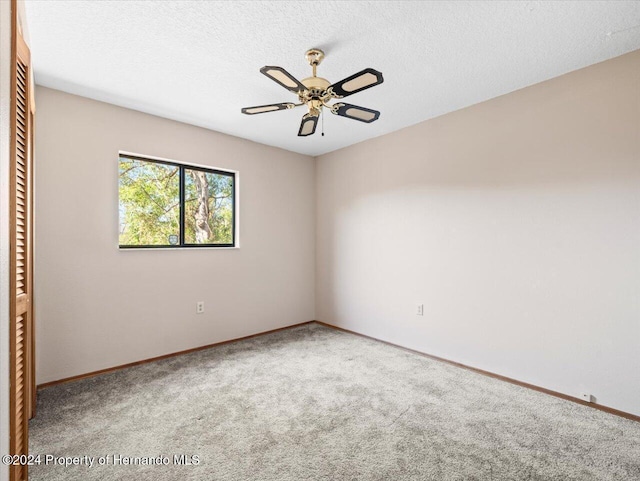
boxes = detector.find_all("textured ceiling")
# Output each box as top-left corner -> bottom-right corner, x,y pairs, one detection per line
24,1 -> 640,157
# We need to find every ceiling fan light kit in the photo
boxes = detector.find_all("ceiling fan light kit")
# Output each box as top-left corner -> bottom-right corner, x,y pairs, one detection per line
241,49 -> 384,137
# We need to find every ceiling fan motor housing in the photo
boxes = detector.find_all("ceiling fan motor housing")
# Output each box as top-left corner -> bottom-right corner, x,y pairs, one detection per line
301,77 -> 331,98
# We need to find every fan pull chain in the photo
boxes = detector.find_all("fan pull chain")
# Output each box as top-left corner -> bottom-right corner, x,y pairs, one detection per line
321,108 -> 325,137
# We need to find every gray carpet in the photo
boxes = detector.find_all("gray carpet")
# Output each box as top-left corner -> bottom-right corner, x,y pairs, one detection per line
30,323 -> 640,480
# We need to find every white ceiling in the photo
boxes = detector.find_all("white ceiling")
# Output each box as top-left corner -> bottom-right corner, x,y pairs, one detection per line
25,1 -> 640,157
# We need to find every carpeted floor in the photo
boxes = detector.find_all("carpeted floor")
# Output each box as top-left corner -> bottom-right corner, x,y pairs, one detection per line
30,323 -> 640,480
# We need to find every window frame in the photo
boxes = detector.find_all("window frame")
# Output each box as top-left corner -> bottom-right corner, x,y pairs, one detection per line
118,153 -> 237,249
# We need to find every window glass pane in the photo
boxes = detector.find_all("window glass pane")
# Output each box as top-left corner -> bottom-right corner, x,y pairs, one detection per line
184,169 -> 234,245
119,157 -> 180,246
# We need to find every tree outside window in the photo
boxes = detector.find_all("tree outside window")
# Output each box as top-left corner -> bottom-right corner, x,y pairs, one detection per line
119,155 -> 235,248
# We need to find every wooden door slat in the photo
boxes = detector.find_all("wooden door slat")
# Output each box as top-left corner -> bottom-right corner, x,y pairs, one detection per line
11,15 -> 33,481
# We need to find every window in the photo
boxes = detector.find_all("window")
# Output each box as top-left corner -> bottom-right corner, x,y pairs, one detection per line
119,154 -> 236,248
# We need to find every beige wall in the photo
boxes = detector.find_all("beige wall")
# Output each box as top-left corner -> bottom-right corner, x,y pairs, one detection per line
316,51 -> 640,415
35,87 -> 316,384
35,50 -> 640,416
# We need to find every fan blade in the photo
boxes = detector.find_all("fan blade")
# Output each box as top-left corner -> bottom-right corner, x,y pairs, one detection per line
333,103 -> 380,123
298,113 -> 318,137
329,68 -> 383,98
260,66 -> 307,94
241,103 -> 296,115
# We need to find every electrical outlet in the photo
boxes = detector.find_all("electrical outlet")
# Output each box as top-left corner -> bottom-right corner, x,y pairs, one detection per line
417,304 -> 424,316
196,301 -> 205,314
580,393 -> 594,403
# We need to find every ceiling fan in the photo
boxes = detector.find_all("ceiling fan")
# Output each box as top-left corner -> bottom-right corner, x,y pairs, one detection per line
241,49 -> 384,137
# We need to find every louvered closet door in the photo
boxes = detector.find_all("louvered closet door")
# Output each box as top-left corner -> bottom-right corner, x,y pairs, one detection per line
10,21 -> 33,481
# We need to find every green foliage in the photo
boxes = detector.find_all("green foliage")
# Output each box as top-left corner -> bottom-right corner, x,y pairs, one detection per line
184,170 -> 233,244
119,158 -> 180,245
119,157 -> 234,246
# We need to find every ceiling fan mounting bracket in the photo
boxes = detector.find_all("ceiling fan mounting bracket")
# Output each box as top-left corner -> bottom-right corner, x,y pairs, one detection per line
328,102 -> 343,114
325,86 -> 341,99
305,48 -> 325,67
